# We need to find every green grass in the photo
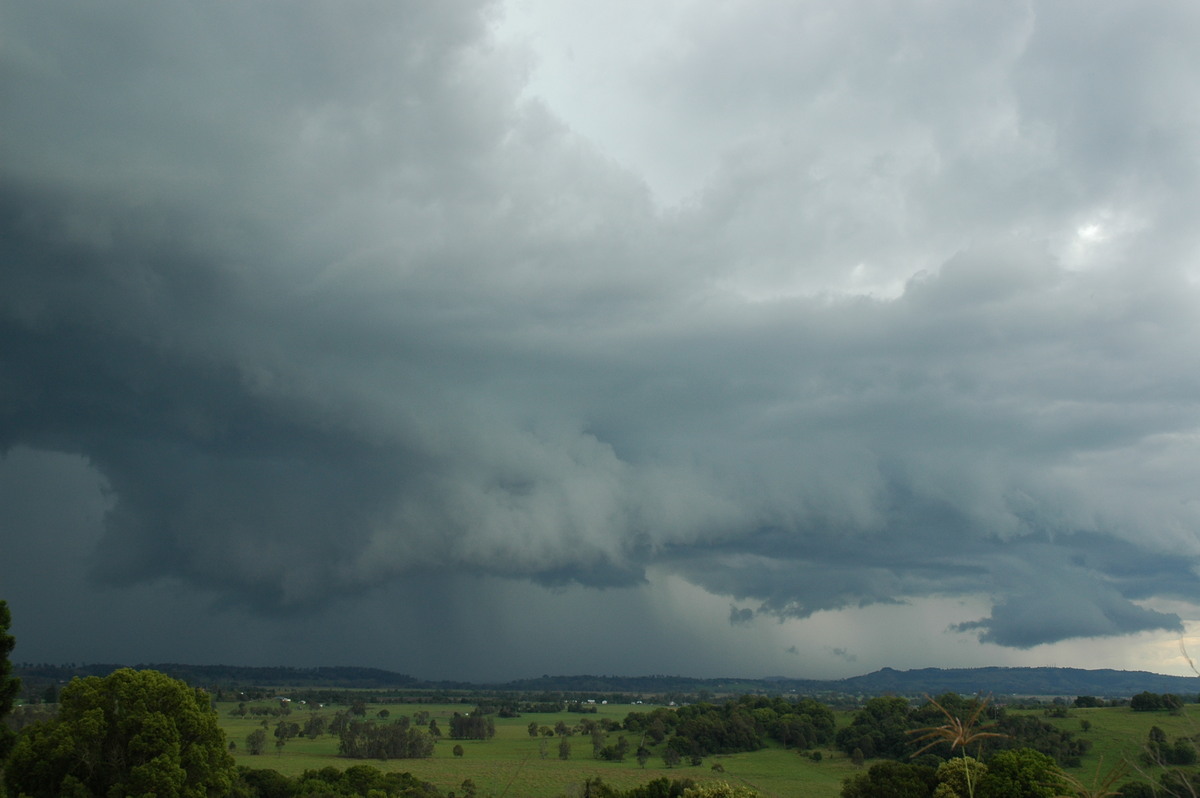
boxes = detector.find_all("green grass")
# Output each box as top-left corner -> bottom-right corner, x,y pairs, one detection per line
218,700 -> 857,798
1023,704 -> 1200,789
216,700 -> 1200,798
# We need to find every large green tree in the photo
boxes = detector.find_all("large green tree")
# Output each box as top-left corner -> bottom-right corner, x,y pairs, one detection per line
975,748 -> 1066,798
0,599 -> 20,763
4,667 -> 236,798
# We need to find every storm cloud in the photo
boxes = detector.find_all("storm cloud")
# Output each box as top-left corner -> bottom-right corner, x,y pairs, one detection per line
2,0 -> 1200,679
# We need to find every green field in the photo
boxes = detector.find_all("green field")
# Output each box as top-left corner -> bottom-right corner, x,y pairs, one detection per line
218,700 -> 859,798
217,699 -> 1200,798
1037,704 -> 1200,786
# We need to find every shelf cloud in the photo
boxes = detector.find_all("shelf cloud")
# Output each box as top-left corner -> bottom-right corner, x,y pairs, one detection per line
2,0 -> 1199,679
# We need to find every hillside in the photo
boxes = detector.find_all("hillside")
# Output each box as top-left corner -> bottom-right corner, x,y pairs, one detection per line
15,663 -> 1199,699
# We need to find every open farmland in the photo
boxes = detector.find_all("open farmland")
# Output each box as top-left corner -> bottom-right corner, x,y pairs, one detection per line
217,699 -> 859,798
214,694 -> 1200,797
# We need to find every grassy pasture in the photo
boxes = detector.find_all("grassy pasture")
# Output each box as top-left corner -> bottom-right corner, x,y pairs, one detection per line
216,699 -> 1200,797
217,699 -> 857,798
1025,704 -> 1200,786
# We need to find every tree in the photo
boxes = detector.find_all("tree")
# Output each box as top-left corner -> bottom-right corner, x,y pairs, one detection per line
838,696 -> 916,759
559,737 -> 572,760
1130,692 -> 1164,712
975,748 -> 1066,798
840,760 -> 937,798
246,728 -> 267,755
934,756 -> 987,798
453,744 -> 465,758
5,667 -> 236,798
0,599 -> 20,761
304,713 -> 327,740
910,695 -> 1005,798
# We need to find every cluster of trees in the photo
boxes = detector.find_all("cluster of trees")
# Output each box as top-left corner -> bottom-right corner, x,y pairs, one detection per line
238,764 -> 443,797
513,775 -> 761,798
1143,725 -> 1198,767
448,711 -> 495,739
230,702 -> 293,718
841,749 -> 1069,798
834,693 -> 1090,767
622,695 -> 835,762
337,718 -> 436,760
1119,770 -> 1200,798
1130,691 -> 1187,712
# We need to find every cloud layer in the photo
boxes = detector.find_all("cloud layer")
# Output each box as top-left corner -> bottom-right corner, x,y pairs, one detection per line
2,1 -> 1200,676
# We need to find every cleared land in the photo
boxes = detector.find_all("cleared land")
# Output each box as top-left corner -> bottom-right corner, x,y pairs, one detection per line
216,699 -> 1200,797
219,700 -> 858,798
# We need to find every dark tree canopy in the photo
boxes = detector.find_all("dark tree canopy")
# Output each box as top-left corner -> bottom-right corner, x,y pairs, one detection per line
5,667 -> 236,798
0,599 -> 20,760
840,760 -> 938,798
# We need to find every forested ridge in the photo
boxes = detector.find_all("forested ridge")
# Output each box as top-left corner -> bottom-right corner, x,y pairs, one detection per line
15,663 -> 1200,698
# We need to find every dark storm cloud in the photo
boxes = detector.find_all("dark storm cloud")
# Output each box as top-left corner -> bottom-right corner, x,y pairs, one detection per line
729,606 -> 754,626
953,575 -> 1185,648
3,0 -> 1200,671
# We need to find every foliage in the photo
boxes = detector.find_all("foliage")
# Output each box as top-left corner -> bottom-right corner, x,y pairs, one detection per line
992,712 -> 1091,767
667,702 -> 762,757
1141,725 -> 1197,767
448,711 -> 495,739
1055,756 -> 1129,798
618,777 -> 699,798
246,728 -> 268,755
623,695 -> 835,760
237,764 -> 444,797
4,667 -> 236,798
837,696 -> 917,759
680,781 -> 763,798
973,747 -> 1066,798
909,695 -> 1005,759
840,760 -> 939,798
337,718 -> 435,759
0,599 -> 20,761
1129,692 -> 1185,712
933,755 -> 987,798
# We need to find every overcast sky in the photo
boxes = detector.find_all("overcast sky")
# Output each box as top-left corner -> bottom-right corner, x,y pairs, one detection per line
3,1 -> 1200,682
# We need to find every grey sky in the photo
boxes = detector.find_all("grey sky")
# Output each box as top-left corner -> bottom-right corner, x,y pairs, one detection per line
2,1 -> 1200,681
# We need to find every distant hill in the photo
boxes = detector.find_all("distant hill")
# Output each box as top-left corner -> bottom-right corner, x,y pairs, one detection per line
15,663 -> 1199,699
799,666 -> 1200,698
16,663 -> 420,690
491,667 -> 1200,698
